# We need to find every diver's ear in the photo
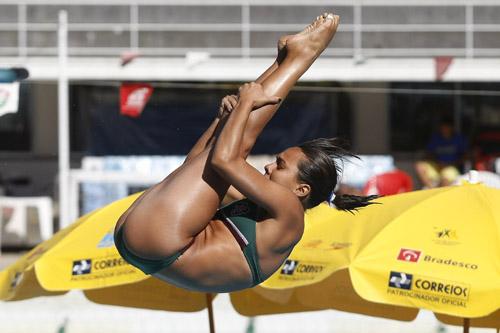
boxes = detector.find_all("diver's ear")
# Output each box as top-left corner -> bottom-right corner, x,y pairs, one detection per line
294,183 -> 311,199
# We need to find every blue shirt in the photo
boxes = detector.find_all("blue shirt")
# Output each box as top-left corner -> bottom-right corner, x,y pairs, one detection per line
427,134 -> 467,164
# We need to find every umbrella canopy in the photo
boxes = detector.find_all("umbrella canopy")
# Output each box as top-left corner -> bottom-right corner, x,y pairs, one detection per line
231,269 -> 418,321
260,184 -> 500,319
0,193 -> 145,300
2,183 -> 498,332
84,278 -> 209,312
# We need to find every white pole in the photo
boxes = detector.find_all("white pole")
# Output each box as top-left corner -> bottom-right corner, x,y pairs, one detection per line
58,10 -> 70,229
241,2 -> 250,59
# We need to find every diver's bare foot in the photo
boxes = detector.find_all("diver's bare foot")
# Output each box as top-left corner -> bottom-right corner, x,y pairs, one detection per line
276,14 -> 323,62
280,13 -> 339,61
277,14 -> 325,52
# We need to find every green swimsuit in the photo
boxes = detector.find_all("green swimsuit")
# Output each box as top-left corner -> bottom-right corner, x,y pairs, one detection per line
114,199 -> 265,286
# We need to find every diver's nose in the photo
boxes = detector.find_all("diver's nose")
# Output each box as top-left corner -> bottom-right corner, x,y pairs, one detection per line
264,163 -> 272,175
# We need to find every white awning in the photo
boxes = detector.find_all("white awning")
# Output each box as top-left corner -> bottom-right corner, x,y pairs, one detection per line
2,56 -> 500,82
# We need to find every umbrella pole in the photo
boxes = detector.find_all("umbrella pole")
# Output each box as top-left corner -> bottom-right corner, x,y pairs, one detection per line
206,293 -> 215,333
463,318 -> 469,333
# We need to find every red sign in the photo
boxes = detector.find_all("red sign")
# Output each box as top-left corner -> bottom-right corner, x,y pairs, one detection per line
397,248 -> 422,263
120,83 -> 153,118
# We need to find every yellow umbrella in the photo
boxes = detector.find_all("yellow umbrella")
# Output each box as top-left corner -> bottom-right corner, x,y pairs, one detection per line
0,193 -> 144,299
2,184 -> 498,332
231,269 -> 418,320
230,251 -> 416,328
84,280 -> 217,333
0,210 -> 96,301
0,193 -> 217,332
84,277 -> 208,312
84,263 -> 417,332
233,270 -> 493,332
258,184 -> 499,328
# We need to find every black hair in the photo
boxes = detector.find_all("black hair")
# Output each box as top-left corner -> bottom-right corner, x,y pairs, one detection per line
297,138 -> 378,212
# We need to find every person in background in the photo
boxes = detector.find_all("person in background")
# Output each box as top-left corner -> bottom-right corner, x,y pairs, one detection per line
415,117 -> 468,188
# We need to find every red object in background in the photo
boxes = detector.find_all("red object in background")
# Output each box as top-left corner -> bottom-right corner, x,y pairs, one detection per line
473,130 -> 500,171
435,56 -> 453,81
363,169 -> 413,196
120,51 -> 140,67
120,83 -> 153,118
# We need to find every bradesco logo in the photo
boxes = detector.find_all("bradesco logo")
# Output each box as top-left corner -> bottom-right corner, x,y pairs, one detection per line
423,255 -> 478,270
387,271 -> 470,308
397,248 -> 478,270
397,248 -> 421,262
279,259 -> 325,281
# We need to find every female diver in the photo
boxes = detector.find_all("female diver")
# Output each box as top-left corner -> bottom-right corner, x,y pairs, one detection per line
114,13 -> 375,292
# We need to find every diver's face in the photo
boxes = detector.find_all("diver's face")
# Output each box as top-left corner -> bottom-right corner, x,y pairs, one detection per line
264,147 -> 307,192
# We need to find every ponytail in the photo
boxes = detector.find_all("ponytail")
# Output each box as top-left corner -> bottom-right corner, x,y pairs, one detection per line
332,193 -> 379,213
297,137 -> 380,212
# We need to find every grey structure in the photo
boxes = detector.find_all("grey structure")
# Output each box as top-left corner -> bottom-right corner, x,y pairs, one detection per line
0,0 -> 499,58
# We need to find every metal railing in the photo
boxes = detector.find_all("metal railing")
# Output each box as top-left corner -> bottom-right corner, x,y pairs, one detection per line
0,0 -> 499,59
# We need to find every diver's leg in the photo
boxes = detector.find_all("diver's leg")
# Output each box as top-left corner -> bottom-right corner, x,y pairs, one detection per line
183,36 -> 287,164
184,14 -> 339,162
238,13 -> 339,156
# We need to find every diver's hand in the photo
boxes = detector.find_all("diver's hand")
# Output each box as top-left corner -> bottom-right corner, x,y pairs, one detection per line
238,82 -> 281,110
217,94 -> 238,118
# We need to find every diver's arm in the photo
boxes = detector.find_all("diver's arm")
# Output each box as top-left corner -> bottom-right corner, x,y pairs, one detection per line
212,83 -> 281,166
211,83 -> 303,250
211,84 -> 297,218
212,98 -> 253,165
